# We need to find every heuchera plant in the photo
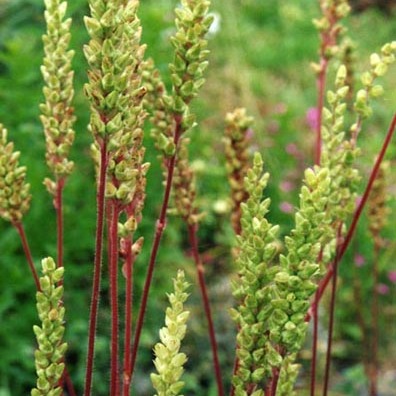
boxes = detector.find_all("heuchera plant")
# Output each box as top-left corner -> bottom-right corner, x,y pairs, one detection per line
0,0 -> 395,395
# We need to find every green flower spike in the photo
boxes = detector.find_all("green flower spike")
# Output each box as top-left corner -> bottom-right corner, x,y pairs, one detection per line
311,0 -> 351,74
151,270 -> 190,396
231,152 -> 280,395
368,160 -> 389,242
145,0 -> 213,158
31,257 -> 67,396
40,0 -> 75,194
169,0 -> 213,116
142,59 -> 175,158
0,124 -> 31,224
320,65 -> 360,232
84,0 -> 147,167
353,41 -> 396,124
85,0 -> 148,231
224,108 -> 254,235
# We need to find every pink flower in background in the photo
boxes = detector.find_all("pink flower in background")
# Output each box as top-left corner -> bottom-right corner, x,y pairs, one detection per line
306,107 -> 320,131
388,271 -> 396,284
286,143 -> 299,156
279,201 -> 294,214
354,254 -> 365,267
377,283 -> 389,295
280,180 -> 295,192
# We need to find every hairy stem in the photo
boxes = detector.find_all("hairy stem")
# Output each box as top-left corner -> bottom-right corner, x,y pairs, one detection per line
315,60 -> 328,165
310,295 -> 319,396
55,179 -> 65,272
229,354 -> 239,396
128,115 -> 183,381
14,222 -> 40,291
108,201 -> 120,396
84,144 -> 108,396
323,225 -> 343,395
122,239 -> 134,396
369,243 -> 380,396
188,223 -> 224,396
269,364 -> 281,396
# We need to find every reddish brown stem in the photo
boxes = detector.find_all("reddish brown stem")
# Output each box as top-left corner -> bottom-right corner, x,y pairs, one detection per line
84,144 -> 108,396
55,179 -> 65,272
269,364 -> 281,396
369,242 -> 380,396
14,222 -> 41,291
310,113 -> 396,311
323,226 -> 343,396
107,201 -> 120,396
63,366 -> 77,396
122,239 -> 134,396
54,178 -> 76,393
127,116 -> 183,382
310,295 -> 319,396
188,223 -> 224,396
315,60 -> 328,165
229,353 -> 239,396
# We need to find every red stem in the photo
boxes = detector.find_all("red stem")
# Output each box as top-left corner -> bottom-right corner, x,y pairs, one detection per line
310,295 -> 319,396
63,366 -> 77,396
54,178 -> 78,394
229,353 -> 239,396
55,179 -> 65,272
269,362 -> 281,396
369,243 -> 380,396
14,222 -> 41,291
188,223 -> 224,396
127,116 -> 183,382
315,60 -> 328,165
322,225 -> 343,395
310,113 -> 396,310
108,201 -> 120,396
84,144 -> 108,396
122,239 -> 134,396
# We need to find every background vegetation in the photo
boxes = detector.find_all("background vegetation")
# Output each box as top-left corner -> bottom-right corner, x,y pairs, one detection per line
0,0 -> 395,394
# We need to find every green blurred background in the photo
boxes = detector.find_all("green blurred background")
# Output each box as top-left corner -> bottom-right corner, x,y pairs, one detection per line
0,0 -> 395,394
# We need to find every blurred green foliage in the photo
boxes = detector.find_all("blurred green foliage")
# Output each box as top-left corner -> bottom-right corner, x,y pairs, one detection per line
0,0 -> 395,394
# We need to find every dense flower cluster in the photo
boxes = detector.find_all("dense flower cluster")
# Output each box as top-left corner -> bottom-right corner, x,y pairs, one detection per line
231,153 -> 280,395
151,270 -> 190,396
224,108 -> 254,235
40,0 -> 75,194
84,0 -> 148,249
0,124 -> 31,223
31,257 -> 67,396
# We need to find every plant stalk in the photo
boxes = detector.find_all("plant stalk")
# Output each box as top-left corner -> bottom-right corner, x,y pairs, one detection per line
315,59 -> 328,165
122,238 -> 134,396
322,225 -> 343,396
84,143 -> 108,396
14,222 -> 41,291
369,242 -> 380,396
108,201 -> 120,396
310,295 -> 319,396
188,223 -> 224,396
309,113 -> 396,310
127,115 -> 183,382
55,178 -> 65,272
